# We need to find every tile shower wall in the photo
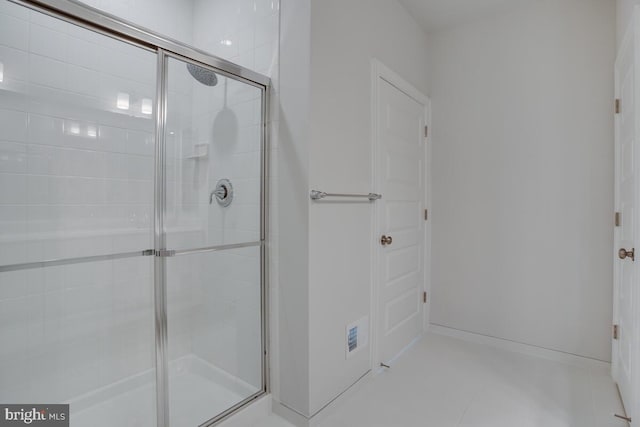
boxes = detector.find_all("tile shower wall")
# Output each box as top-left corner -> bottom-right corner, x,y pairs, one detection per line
79,0 -> 281,386
0,3 -> 158,264
0,258 -> 155,405
77,0 -> 194,44
187,77 -> 263,388
162,51 -> 263,389
192,0 -> 279,76
168,247 -> 263,392
163,57 -> 264,390
188,0 -> 280,390
0,0 -> 159,409
157,0 -> 279,394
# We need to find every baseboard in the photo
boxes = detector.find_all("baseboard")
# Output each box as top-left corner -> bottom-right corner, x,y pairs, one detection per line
272,401 -> 310,427
428,324 -> 611,372
272,370 -> 373,427
385,335 -> 422,366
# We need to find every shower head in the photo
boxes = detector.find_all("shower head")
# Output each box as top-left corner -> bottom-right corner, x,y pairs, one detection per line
186,63 -> 219,87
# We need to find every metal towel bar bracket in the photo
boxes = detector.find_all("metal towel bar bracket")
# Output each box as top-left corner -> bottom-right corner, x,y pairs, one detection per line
310,190 -> 382,201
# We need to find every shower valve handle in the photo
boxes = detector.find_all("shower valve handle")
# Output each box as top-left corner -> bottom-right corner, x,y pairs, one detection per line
210,187 -> 227,202
210,179 -> 234,207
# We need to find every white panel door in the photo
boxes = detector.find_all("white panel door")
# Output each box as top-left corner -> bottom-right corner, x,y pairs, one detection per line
377,77 -> 426,364
613,11 -> 639,421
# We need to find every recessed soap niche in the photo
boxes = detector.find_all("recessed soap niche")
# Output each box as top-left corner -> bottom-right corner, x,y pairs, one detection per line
185,143 -> 209,160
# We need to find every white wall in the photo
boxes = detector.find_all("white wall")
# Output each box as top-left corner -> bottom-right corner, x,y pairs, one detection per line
307,0 -> 429,415
618,0 -> 640,47
275,0 -> 429,420
276,0 -> 312,416
429,0 -> 615,361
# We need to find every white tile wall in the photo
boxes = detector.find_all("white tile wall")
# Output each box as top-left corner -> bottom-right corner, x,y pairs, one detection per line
165,61 -> 263,251
152,0 -> 280,396
192,0 -> 280,76
0,3 -> 157,413
162,53 -> 265,390
0,257 -> 155,406
0,6 -> 157,265
76,0 -> 195,45
186,247 -> 263,389
0,12 -> 28,51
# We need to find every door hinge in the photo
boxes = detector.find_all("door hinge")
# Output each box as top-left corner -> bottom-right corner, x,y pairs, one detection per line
615,99 -> 621,114
423,291 -> 428,304
613,324 -> 619,340
424,209 -> 429,221
424,125 -> 429,138
615,212 -> 621,227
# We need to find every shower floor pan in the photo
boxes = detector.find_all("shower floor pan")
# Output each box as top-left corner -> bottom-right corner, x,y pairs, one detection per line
69,355 -> 259,427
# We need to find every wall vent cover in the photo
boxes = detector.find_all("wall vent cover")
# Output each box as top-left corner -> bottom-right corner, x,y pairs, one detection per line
346,316 -> 369,359
348,327 -> 358,352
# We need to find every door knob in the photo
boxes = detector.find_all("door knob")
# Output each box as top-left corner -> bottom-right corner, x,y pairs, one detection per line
381,235 -> 393,246
619,248 -> 635,261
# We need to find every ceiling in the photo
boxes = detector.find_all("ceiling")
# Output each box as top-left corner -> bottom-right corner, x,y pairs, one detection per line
397,0 -> 532,33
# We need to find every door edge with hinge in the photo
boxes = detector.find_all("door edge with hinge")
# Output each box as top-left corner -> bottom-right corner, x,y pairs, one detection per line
370,58 -> 431,371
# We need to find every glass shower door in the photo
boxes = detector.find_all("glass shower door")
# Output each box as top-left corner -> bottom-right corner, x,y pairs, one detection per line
0,2 -> 268,426
160,55 -> 265,426
0,2 -> 158,426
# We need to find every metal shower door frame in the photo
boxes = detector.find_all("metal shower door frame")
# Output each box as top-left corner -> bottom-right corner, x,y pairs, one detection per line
6,1 -> 271,426
154,50 -> 270,427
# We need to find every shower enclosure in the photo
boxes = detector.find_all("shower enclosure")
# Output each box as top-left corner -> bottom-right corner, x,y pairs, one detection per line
0,1 -> 269,426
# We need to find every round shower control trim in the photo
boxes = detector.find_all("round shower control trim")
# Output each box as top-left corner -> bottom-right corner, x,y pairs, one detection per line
210,179 -> 234,207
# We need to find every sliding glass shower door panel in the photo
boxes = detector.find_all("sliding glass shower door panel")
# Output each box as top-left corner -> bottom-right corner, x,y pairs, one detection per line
165,247 -> 263,426
0,257 -> 157,427
164,57 -> 263,251
0,3 -> 157,426
0,3 -> 157,265
161,55 -> 265,426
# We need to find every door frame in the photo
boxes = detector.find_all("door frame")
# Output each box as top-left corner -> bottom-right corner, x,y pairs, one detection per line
369,59 -> 431,370
613,6 -> 640,422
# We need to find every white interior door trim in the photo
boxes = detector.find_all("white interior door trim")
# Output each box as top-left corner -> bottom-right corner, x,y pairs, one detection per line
613,7 -> 640,421
632,8 -> 640,421
370,58 -> 431,371
372,60 -> 429,106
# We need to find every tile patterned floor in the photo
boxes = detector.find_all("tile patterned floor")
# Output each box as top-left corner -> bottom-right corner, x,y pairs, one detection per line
256,332 -> 626,427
